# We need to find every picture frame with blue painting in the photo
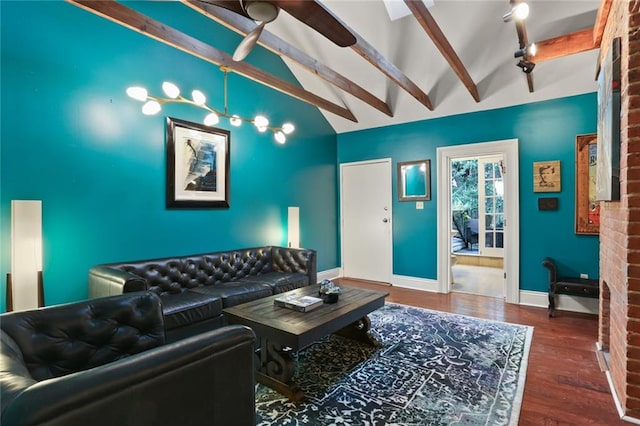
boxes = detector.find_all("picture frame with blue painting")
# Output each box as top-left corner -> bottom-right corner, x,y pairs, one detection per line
166,117 -> 230,208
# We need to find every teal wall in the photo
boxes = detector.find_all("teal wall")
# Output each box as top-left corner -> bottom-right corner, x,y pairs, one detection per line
0,1 -> 600,310
337,94 -> 599,292
0,1 -> 339,310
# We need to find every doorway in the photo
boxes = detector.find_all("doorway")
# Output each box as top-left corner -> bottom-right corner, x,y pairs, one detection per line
451,155 -> 504,298
340,159 -> 393,283
436,140 -> 520,304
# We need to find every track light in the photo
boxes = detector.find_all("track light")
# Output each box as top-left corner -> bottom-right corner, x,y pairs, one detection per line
503,3 -> 529,22
514,43 -> 537,58
517,59 -> 535,73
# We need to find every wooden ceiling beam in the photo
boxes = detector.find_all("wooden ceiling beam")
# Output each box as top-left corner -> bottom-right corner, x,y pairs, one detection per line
533,28 -> 597,63
404,0 -> 480,102
593,0 -> 613,46
309,0 -> 433,110
66,0 -> 357,122
184,0 -> 393,117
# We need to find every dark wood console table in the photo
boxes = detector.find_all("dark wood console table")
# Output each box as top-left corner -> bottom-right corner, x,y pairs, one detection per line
542,257 -> 599,317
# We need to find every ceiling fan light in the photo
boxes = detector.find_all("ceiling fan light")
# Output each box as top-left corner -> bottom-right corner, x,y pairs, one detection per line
126,86 -> 148,102
204,112 -> 220,126
142,100 -> 161,115
162,82 -> 180,99
230,115 -> 242,127
244,1 -> 279,22
281,123 -> 295,135
274,131 -> 286,144
192,90 -> 207,105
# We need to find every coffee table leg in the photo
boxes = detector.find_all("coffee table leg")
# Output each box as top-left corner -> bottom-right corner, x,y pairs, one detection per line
256,337 -> 305,402
335,315 -> 382,347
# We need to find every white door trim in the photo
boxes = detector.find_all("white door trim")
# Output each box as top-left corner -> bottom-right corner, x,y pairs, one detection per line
339,158 -> 393,283
436,139 -> 520,304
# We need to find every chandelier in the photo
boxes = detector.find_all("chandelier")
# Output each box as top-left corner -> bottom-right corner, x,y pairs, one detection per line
126,67 -> 295,144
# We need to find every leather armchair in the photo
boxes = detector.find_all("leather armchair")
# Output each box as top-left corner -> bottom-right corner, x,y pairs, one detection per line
0,292 -> 256,426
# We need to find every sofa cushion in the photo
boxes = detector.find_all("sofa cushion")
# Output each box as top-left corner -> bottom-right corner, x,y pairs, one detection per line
241,272 -> 310,294
161,292 -> 223,331
190,281 -> 273,308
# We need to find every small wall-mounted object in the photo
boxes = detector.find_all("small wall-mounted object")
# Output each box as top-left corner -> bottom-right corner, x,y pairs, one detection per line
398,159 -> 431,201
416,201 -> 424,210
538,197 -> 558,211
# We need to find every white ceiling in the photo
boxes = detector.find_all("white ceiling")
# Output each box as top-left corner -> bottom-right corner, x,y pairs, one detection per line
260,0 -> 601,134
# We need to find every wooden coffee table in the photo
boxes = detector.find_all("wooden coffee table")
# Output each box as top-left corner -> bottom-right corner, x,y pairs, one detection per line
223,285 -> 388,402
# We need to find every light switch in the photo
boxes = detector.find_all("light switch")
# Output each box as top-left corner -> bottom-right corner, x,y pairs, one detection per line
416,201 -> 424,210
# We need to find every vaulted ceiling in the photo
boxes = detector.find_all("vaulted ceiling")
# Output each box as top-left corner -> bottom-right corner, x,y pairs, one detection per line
70,0 -> 607,134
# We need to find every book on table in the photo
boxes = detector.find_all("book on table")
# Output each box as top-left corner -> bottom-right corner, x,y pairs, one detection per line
274,294 -> 323,312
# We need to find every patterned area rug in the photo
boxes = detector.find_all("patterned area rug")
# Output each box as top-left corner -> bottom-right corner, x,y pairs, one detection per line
255,303 -> 533,425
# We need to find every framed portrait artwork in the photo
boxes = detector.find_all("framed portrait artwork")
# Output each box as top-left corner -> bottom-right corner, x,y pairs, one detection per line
166,117 -> 230,208
533,160 -> 561,193
575,133 -> 599,234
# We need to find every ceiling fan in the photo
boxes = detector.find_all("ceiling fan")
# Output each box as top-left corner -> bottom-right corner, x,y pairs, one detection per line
202,0 -> 357,61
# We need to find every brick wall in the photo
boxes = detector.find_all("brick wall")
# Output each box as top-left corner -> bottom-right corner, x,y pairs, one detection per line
599,0 -> 640,417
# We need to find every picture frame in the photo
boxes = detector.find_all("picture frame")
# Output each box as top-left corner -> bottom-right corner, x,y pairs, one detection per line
166,117 -> 230,208
575,133 -> 599,234
595,36 -> 621,201
397,159 -> 431,201
533,160 -> 561,193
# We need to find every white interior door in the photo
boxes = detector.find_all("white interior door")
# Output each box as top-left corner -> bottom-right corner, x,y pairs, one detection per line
340,159 -> 392,283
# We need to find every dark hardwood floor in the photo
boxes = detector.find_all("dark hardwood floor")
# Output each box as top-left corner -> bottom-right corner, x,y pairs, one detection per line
335,278 -> 624,426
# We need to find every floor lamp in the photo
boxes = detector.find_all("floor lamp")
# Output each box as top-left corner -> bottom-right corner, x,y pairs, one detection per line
7,200 -> 44,311
288,206 -> 300,249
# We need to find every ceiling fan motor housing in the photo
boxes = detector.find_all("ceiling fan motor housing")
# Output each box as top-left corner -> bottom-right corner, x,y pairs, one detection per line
243,1 -> 278,23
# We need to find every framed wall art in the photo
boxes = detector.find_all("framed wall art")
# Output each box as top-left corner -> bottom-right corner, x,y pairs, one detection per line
166,117 -> 230,208
575,133 -> 599,234
397,159 -> 431,201
595,36 -> 621,201
533,160 -> 561,193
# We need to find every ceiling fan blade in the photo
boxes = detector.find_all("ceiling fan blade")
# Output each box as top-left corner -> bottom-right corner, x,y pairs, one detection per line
233,21 -> 266,61
276,0 -> 356,47
196,0 -> 248,18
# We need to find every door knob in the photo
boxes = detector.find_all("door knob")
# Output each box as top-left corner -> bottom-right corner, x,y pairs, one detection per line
383,218 -> 389,223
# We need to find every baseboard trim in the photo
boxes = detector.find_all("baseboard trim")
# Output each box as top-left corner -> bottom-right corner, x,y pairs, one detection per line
317,268 -> 341,282
594,342 -> 640,424
322,271 -> 598,315
518,290 -> 598,315
391,275 -> 439,292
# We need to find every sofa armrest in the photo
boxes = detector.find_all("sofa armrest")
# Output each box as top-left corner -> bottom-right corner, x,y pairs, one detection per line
88,266 -> 148,298
272,247 -> 317,285
2,325 -> 256,426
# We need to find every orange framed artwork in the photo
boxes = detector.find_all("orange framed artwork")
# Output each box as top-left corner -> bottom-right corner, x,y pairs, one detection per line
575,133 -> 599,235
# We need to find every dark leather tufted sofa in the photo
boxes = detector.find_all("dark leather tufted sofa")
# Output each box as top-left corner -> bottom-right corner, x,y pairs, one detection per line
88,246 -> 317,342
0,292 -> 256,426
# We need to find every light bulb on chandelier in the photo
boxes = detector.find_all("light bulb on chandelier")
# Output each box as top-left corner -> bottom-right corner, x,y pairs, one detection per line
126,71 -> 295,144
